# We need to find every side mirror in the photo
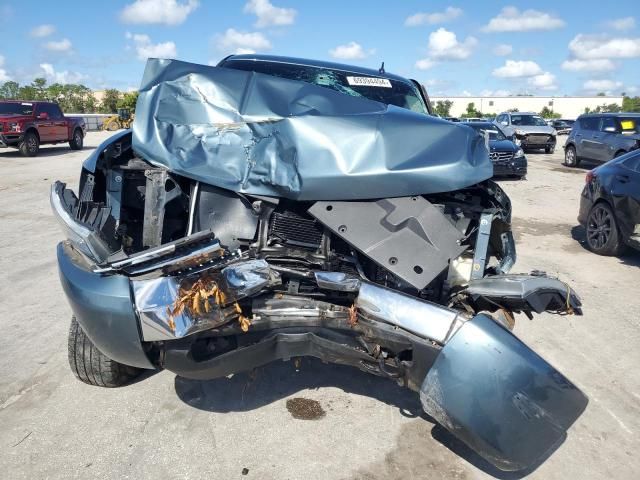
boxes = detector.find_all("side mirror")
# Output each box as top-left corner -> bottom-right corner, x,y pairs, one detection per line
501,121 -> 508,126
603,126 -> 617,133
38,112 -> 49,120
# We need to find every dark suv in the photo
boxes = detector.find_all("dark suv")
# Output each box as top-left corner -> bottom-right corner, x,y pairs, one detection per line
564,113 -> 640,167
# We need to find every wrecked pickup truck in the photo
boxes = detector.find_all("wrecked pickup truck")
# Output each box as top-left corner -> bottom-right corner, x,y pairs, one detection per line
52,55 -> 587,472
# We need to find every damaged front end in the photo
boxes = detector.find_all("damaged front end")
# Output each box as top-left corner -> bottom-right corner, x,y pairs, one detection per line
52,58 -> 586,472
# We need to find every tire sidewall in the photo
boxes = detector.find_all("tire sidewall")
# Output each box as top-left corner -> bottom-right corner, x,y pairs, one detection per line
20,131 -> 39,157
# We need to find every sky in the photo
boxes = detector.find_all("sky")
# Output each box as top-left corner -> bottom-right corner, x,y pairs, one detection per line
0,0 -> 639,97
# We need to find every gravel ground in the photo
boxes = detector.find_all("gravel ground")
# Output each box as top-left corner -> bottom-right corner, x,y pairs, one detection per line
1,132 -> 638,479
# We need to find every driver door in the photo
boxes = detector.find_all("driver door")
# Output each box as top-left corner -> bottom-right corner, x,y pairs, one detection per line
592,116 -> 618,162
34,104 -> 53,142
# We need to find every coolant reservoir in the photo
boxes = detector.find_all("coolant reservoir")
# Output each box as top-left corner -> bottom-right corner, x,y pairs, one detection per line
448,254 -> 474,287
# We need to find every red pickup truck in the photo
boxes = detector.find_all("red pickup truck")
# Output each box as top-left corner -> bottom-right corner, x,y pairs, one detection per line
0,100 -> 86,157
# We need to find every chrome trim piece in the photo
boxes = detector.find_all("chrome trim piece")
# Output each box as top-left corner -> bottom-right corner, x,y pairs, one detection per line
356,281 -> 467,344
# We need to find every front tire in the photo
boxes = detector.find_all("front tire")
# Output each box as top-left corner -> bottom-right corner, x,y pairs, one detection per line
68,316 -> 141,387
545,145 -> 555,154
19,131 -> 39,157
586,203 -> 623,256
564,145 -> 579,167
69,129 -> 83,150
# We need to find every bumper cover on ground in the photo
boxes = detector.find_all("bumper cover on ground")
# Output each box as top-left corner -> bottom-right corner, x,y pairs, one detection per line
420,314 -> 588,471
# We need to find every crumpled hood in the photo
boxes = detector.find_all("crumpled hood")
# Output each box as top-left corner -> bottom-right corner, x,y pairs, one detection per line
132,58 -> 492,200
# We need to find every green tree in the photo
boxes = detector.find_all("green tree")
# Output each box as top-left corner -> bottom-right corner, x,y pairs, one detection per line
622,96 -> 640,112
99,89 -> 121,113
461,102 -> 482,118
117,91 -> 139,111
32,78 -> 47,100
506,107 -> 519,112
539,106 -> 561,119
0,81 -> 20,99
434,100 -> 453,117
18,85 -> 38,100
596,92 -> 606,97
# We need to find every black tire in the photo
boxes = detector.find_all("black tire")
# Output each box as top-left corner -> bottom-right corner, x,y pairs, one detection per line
545,145 -> 555,154
585,202 -> 623,256
19,130 -> 39,157
68,316 -> 141,387
69,129 -> 83,150
614,150 -> 626,158
564,145 -> 579,167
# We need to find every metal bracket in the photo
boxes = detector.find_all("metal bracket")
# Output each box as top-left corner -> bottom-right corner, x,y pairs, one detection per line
471,212 -> 493,280
142,170 -> 181,248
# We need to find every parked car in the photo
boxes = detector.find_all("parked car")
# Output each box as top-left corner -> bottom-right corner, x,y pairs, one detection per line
51,55 -> 586,472
564,113 -> 640,167
0,100 -> 86,156
465,121 -> 527,178
444,116 -> 460,122
495,111 -> 557,153
461,117 -> 483,122
578,150 -> 640,255
549,119 -> 573,135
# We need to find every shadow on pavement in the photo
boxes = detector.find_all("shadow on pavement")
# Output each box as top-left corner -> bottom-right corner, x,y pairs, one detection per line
174,357 -> 546,479
0,145 -> 88,159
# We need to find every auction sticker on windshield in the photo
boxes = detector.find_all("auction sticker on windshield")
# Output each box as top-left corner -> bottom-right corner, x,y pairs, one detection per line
347,76 -> 392,88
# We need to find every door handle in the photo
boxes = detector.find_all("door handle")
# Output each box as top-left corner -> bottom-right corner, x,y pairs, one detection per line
615,174 -> 629,183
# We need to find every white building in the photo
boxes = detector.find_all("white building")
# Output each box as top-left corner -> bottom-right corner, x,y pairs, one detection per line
429,96 -> 623,120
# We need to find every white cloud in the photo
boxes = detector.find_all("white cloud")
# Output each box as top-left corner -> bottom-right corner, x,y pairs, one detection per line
583,79 -> 623,93
243,0 -> 296,28
528,72 -> 557,90
120,0 -> 199,26
428,28 -> 477,60
39,63 -> 87,84
568,34 -> 640,59
0,55 -> 9,82
126,32 -> 177,60
480,89 -> 512,97
493,44 -> 513,56
606,17 -> 635,31
482,7 -> 565,32
561,58 -> 616,72
43,38 -> 72,52
492,60 -> 542,78
30,24 -> 55,38
329,41 -> 374,60
405,7 -> 462,27
215,28 -> 272,55
415,58 -> 436,70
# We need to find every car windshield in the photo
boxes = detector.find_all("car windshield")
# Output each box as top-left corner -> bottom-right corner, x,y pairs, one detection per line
223,60 -> 429,115
618,117 -> 639,133
0,102 -> 34,116
467,124 -> 507,140
510,114 -> 548,126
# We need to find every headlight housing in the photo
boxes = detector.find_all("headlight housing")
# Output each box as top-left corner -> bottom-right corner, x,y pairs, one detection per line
8,122 -> 20,132
513,148 -> 524,158
514,129 -> 525,136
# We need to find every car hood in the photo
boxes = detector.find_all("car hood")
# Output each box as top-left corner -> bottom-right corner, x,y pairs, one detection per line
490,139 -> 518,152
131,58 -> 492,201
514,125 -> 555,135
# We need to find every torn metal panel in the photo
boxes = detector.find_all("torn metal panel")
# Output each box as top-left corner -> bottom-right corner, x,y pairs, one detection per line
133,258 -> 280,341
132,59 -> 492,201
420,314 -> 588,471
309,197 -> 467,290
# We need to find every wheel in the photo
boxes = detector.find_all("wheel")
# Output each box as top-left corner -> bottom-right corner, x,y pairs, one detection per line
545,145 -> 555,154
614,150 -> 626,158
68,316 -> 141,387
585,203 -> 623,256
103,119 -> 120,131
19,130 -> 39,157
69,129 -> 83,150
564,145 -> 579,167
